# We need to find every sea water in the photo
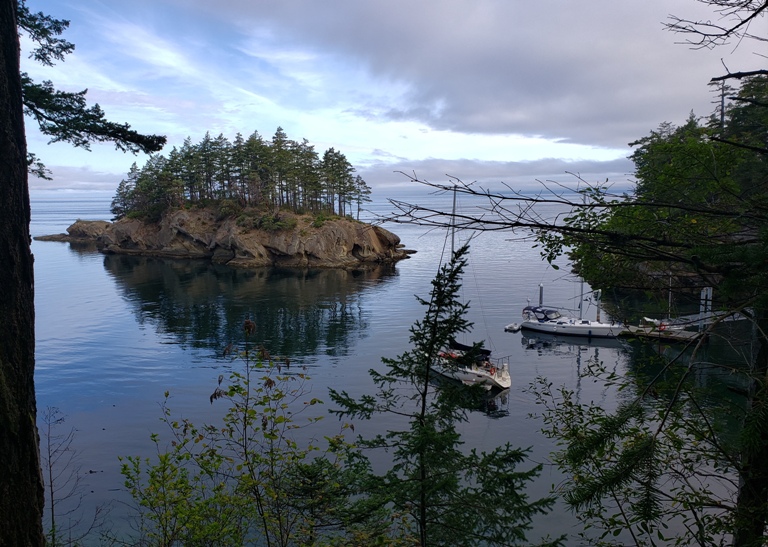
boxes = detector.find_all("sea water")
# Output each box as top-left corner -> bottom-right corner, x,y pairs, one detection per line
31,188 -> 633,543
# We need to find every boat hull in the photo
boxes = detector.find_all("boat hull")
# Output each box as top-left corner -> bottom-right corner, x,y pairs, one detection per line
518,319 -> 625,338
431,362 -> 511,390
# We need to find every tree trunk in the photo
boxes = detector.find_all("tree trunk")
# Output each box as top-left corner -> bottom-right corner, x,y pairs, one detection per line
0,1 -> 45,545
733,308 -> 768,546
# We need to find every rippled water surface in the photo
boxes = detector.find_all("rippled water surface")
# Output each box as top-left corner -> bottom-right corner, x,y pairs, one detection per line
32,190 -> 634,541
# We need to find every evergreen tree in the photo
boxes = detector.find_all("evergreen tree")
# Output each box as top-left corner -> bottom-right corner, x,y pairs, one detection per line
290,138 -> 320,212
330,245 -> 559,546
390,75 -> 768,545
17,1 -> 165,164
178,136 -> 201,202
2,3 -> 165,545
270,126 -> 292,209
230,132 -> 248,203
352,174 -> 372,220
321,147 -> 354,215
110,162 -> 140,220
114,128 -> 371,219
245,130 -> 272,206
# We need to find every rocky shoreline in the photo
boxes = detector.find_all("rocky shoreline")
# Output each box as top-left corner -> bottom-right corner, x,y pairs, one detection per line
35,208 -> 414,269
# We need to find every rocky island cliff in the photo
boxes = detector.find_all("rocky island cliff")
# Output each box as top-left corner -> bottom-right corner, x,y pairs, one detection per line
36,208 -> 413,269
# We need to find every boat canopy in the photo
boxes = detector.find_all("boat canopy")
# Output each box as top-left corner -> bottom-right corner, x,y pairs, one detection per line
448,338 -> 492,359
523,306 -> 563,322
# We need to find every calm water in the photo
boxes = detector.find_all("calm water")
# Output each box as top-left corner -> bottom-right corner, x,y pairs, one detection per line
30,190 -> 725,542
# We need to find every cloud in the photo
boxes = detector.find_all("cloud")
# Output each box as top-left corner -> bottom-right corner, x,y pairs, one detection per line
24,0 -> 760,195
359,157 -> 634,193
170,0 -> 754,146
29,165 -> 126,193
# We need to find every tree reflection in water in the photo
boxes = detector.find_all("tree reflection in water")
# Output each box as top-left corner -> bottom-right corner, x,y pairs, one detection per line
102,254 -> 398,361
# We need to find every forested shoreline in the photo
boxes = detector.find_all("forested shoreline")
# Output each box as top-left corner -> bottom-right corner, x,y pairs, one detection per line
110,127 -> 372,222
6,0 -> 768,544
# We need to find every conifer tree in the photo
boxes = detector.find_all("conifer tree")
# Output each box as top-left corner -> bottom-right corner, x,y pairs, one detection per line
330,245 -> 559,546
2,3 -> 165,545
391,75 -> 768,545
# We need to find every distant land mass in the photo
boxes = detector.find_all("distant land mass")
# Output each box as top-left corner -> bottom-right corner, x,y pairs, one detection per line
35,208 -> 414,269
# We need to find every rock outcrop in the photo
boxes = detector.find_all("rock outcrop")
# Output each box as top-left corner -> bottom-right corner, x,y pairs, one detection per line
37,209 -> 413,269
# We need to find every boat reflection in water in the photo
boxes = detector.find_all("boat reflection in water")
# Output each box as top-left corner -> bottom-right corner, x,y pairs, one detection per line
521,331 -> 628,352
428,374 -> 510,418
482,388 -> 510,418
518,331 -> 629,394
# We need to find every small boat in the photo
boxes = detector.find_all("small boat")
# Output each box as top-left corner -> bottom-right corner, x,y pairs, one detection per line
505,305 -> 626,338
431,339 -> 511,390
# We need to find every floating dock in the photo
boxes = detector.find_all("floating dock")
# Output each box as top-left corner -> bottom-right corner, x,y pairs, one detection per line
620,325 -> 704,343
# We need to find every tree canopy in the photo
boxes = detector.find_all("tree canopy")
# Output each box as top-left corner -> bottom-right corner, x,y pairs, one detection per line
385,68 -> 768,547
17,0 -> 165,178
110,128 -> 372,221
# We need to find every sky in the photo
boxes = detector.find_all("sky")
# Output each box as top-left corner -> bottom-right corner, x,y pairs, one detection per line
21,0 -> 760,199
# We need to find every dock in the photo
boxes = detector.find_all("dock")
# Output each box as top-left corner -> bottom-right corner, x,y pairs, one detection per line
620,325 -> 704,343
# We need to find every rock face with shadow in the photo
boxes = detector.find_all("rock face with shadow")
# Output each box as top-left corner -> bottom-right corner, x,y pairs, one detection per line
40,209 -> 414,269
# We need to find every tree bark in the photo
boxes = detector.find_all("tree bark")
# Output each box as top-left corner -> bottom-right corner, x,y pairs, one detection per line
0,0 -> 45,545
733,308 -> 768,547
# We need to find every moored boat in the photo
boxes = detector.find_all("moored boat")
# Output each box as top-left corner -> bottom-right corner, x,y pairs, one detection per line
505,305 -> 626,338
431,339 -> 511,390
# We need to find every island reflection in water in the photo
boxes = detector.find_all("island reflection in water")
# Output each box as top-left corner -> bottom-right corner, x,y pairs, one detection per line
101,253 -> 400,361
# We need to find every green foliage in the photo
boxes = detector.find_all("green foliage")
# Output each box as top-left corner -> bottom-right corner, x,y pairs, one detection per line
16,0 -> 74,66
236,213 -> 256,229
321,148 -> 356,218
543,76 -> 768,308
259,214 -> 298,232
526,75 -> 768,547
531,354 -> 738,546
111,128 -> 366,221
312,213 -> 329,228
352,175 -> 372,220
17,1 -> 166,161
121,324 -> 394,546
21,75 -> 166,154
331,245 -> 560,546
110,156 -> 185,221
216,199 -> 242,220
236,211 -> 300,231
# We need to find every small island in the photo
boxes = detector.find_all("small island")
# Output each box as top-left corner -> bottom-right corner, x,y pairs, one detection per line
36,208 -> 413,269
36,128 -> 414,269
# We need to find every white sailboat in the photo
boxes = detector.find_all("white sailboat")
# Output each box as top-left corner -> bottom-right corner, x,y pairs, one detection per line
430,187 -> 512,391
432,339 -> 512,390
505,282 -> 626,338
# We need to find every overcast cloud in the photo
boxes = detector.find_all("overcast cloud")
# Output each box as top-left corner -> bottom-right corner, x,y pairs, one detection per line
23,0 -> 759,195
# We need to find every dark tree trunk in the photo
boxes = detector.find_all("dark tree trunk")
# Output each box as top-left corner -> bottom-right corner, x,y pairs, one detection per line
0,1 -> 45,545
734,309 -> 768,546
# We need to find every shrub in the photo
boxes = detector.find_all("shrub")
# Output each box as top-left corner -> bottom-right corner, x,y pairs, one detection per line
121,324 -> 383,545
312,213 -> 329,228
259,214 -> 297,232
236,214 -> 256,229
217,199 -> 242,220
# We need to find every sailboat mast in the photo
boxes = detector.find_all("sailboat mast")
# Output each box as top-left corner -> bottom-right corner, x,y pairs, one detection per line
451,186 -> 457,255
